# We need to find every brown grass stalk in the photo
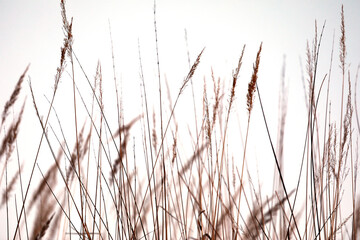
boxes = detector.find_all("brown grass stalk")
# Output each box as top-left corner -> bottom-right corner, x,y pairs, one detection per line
0,100 -> 25,159
331,5 -> 347,235
1,164 -> 23,207
235,43 -> 262,240
1,66 -> 29,128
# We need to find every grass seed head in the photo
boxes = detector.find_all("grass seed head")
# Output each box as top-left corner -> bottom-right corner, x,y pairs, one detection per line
247,43 -> 263,114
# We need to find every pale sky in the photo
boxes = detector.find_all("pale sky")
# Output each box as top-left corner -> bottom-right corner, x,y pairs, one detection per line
1,0 -> 360,237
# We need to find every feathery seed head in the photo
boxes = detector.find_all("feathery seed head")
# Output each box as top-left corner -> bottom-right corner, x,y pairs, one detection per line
247,43 -> 263,114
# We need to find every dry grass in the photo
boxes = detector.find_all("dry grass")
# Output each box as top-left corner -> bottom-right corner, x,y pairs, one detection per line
1,2 -> 359,240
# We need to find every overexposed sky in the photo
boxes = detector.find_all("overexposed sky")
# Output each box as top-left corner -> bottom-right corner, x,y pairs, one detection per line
2,0 -> 358,172
0,0 -> 360,237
